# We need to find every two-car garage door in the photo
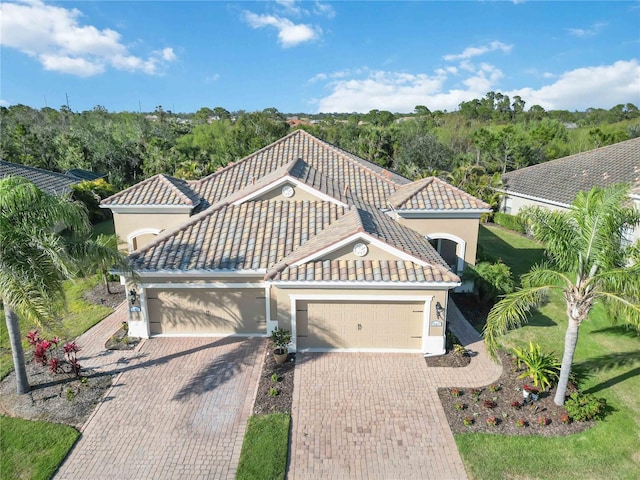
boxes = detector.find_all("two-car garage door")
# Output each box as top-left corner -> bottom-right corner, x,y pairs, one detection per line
147,288 -> 266,335
296,300 -> 424,350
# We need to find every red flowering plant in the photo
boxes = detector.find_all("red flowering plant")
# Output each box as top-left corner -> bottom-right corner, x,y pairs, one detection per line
26,330 -> 82,377
523,384 -> 539,393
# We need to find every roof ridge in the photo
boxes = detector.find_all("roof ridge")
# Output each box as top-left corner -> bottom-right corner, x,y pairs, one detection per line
386,176 -> 435,208
157,173 -> 199,205
193,129 -> 300,185
305,132 -> 403,187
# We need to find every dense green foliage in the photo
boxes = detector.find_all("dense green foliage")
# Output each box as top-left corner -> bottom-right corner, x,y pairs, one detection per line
0,416 -> 79,480
2,95 -> 638,207
512,341 -> 561,390
493,212 -> 527,234
237,414 -> 290,480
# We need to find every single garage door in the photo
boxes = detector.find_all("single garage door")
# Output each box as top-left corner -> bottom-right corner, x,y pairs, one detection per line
147,288 -> 266,335
296,300 -> 424,350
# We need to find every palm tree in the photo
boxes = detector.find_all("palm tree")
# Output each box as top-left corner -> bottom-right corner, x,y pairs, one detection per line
0,176 -> 89,394
484,184 -> 640,405
74,233 -> 132,295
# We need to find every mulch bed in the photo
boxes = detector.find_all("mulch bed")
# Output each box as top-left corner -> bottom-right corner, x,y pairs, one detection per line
253,342 -> 295,415
424,350 -> 471,368
438,350 -> 593,436
0,362 -> 114,429
83,281 -> 126,309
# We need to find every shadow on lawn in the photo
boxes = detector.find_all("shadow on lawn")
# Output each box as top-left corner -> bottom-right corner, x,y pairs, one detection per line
591,325 -> 640,339
573,350 -> 640,395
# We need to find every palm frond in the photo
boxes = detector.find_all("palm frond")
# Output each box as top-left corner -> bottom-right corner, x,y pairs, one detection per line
521,264 -> 571,289
483,285 -> 557,360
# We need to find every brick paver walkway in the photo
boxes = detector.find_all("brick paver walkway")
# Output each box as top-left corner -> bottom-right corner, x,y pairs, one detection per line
288,301 -> 502,480
55,304 -> 264,480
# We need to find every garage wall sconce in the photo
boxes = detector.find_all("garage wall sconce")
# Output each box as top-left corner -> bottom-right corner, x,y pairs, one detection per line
435,302 -> 445,321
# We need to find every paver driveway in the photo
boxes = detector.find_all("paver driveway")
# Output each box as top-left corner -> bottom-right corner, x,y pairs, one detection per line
288,303 -> 502,480
55,314 -> 264,480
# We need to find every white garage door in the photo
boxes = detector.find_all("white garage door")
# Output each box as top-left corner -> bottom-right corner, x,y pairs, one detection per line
147,288 -> 266,335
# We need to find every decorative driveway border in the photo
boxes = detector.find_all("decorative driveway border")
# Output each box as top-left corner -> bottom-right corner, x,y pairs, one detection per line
55,305 -> 265,480
288,302 -> 502,479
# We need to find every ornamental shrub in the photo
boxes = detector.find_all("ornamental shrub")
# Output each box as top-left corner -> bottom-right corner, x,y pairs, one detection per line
493,212 -> 527,234
564,392 -> 607,421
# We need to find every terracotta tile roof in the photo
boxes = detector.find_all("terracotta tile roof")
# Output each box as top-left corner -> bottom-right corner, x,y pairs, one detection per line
191,129 -> 402,208
219,157 -> 352,207
266,206 -> 452,279
502,137 -> 640,206
270,259 -> 460,283
101,174 -> 202,207
0,160 -> 79,195
387,176 -> 491,210
130,201 -> 345,271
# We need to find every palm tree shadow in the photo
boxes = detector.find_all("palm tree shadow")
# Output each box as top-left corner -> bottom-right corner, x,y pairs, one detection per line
590,325 -> 640,339
573,351 -> 640,394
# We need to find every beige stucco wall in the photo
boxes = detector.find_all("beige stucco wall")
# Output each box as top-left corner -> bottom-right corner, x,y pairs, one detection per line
112,212 -> 192,251
397,216 -> 480,266
323,241 -> 399,261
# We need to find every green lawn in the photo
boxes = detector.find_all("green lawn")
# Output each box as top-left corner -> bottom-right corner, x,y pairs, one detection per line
456,224 -> 640,480
237,414 -> 290,480
0,416 -> 80,480
0,275 -> 113,379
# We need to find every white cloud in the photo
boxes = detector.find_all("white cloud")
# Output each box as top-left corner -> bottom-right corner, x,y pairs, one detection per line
443,41 -> 512,62
505,60 -> 640,110
0,99 -> 10,107
0,0 -> 176,77
313,1 -> 336,18
568,22 -> 607,37
313,60 -> 639,113
243,11 -> 321,47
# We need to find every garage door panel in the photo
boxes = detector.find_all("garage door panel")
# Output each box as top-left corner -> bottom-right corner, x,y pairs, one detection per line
299,301 -> 423,350
148,289 -> 266,335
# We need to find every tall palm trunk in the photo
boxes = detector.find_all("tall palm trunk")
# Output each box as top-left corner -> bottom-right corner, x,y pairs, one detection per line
554,317 -> 580,405
3,300 -> 30,395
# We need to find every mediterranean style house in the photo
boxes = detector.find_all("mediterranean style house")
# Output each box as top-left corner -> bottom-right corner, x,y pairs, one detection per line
499,137 -> 640,244
101,130 -> 490,355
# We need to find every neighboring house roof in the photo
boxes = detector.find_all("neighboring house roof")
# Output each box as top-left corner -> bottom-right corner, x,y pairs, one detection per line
66,169 -> 107,181
113,130 -> 488,284
501,137 -> 640,206
0,160 -> 80,195
102,174 -> 202,207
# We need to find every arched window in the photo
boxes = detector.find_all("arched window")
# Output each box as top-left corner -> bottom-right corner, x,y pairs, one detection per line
127,228 -> 162,252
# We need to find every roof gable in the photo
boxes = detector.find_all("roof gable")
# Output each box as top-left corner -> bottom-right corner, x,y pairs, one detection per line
222,157 -> 350,207
387,176 -> 491,211
265,206 -> 453,279
101,174 -> 201,207
502,137 -> 640,205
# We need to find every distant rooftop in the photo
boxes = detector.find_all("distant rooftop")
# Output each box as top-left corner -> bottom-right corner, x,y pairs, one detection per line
0,160 -> 80,195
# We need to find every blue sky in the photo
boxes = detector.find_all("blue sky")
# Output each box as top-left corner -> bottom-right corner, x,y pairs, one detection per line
1,1 -> 639,114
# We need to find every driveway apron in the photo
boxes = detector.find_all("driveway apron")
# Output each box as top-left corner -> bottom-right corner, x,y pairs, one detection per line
55,332 -> 263,480
288,302 -> 501,480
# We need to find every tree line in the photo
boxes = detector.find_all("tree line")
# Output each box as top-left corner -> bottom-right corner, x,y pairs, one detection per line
2,93 -> 638,210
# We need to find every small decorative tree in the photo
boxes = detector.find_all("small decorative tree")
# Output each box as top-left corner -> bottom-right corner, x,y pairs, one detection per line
270,328 -> 291,356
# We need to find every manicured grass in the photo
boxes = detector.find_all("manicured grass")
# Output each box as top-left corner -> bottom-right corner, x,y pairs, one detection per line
478,223 -> 545,281
0,416 -> 79,480
237,413 -> 290,480
456,224 -> 640,480
0,276 -> 113,379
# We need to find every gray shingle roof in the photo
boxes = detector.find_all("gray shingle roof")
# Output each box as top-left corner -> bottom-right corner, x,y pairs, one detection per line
502,137 -> 640,206
0,160 -> 79,195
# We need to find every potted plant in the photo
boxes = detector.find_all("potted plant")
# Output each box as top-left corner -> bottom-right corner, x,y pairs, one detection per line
270,327 -> 291,364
